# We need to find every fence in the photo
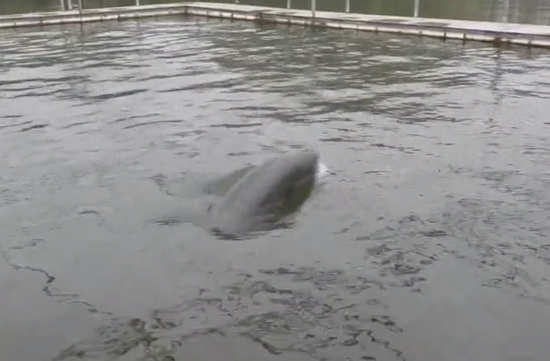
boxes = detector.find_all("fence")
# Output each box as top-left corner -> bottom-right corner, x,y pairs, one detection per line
283,0 -> 421,18
279,0 -> 512,22
18,0 -> 550,26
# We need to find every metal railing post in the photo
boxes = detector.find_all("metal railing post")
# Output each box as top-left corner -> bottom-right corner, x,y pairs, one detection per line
78,0 -> 83,9
414,0 -> 419,17
502,0 -> 509,22
287,0 -> 291,9
60,0 -> 66,11
136,0 -> 140,5
345,0 -> 350,12
311,0 -> 316,18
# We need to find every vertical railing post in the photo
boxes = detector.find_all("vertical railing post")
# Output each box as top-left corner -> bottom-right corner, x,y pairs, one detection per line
136,0 -> 140,5
345,0 -> 350,12
67,0 -> 73,10
60,0 -> 66,11
78,0 -> 83,9
502,0 -> 509,22
311,0 -> 316,18
287,0 -> 291,9
414,0 -> 420,17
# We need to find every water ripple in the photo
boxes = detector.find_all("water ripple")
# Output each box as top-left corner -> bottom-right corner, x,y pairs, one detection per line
1,16 -> 550,361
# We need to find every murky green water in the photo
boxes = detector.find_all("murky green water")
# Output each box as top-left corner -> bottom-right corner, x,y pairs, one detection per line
1,16 -> 550,361
1,0 -> 550,25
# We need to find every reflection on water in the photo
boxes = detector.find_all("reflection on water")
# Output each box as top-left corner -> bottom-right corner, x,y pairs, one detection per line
1,0 -> 550,25
2,17 -> 550,361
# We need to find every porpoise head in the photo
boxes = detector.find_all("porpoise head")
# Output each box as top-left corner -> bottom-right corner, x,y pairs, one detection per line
210,149 -> 320,240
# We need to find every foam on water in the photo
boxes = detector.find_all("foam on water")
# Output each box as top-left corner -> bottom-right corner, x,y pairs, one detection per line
316,161 -> 331,184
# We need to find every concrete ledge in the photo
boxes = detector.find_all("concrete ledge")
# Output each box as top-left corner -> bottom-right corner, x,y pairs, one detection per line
0,4 -> 190,28
1,2 -> 550,48
185,2 -> 550,48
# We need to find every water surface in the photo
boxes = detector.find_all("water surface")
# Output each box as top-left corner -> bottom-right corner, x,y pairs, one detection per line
1,17 -> 550,361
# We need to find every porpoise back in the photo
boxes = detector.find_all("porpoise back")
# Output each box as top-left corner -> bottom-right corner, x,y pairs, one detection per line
210,149 -> 319,239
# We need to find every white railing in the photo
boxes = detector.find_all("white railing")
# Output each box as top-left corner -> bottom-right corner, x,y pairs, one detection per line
59,0 -> 138,11
56,0 -> 513,24
279,0 -> 421,18
60,0 -> 83,11
276,0 -> 518,22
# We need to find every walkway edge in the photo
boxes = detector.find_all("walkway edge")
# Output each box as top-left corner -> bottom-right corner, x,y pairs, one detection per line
1,2 -> 550,48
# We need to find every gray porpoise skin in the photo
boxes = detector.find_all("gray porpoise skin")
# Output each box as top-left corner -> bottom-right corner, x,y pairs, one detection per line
210,149 -> 319,240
